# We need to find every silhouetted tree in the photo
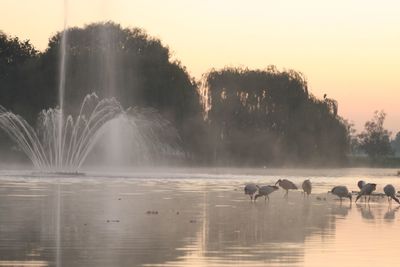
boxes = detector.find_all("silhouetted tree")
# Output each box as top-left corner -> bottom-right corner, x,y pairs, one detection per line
203,67 -> 349,165
358,110 -> 393,160
0,32 -> 38,121
0,24 -> 207,161
38,22 -> 205,159
391,132 -> 400,156
0,32 -> 39,158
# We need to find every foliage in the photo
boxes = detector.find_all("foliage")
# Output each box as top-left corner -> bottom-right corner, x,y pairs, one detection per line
358,110 -> 393,159
391,132 -> 400,156
0,24 -> 372,166
202,67 -> 350,165
1,23 -> 206,160
0,32 -> 39,121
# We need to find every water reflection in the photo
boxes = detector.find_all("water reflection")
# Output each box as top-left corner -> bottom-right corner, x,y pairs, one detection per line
384,205 -> 400,221
330,202 -> 351,217
1,174 -> 400,266
356,203 -> 375,221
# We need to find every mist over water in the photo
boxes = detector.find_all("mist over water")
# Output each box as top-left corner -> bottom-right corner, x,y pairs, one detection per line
1,168 -> 400,266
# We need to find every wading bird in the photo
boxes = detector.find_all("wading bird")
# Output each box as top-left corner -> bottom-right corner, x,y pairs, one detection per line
383,184 -> 400,204
254,185 -> 279,202
275,179 -> 297,198
331,186 -> 352,203
355,183 -> 377,203
357,180 -> 367,201
302,179 -> 312,196
244,183 -> 258,201
357,180 -> 366,190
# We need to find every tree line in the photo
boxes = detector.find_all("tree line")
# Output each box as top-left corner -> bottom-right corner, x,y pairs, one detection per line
0,22 -> 398,166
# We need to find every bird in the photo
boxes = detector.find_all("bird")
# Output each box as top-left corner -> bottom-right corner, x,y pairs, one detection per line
330,186 -> 352,203
244,183 -> 258,201
254,185 -> 279,202
357,180 -> 367,202
355,183 -> 377,203
275,179 -> 297,198
302,179 -> 312,196
383,184 -> 400,204
357,180 -> 366,190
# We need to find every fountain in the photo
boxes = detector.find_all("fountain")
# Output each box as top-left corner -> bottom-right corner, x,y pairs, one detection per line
0,93 -> 121,170
0,93 -> 182,171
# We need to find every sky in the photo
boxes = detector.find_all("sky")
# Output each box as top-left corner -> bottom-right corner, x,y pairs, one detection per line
1,0 -> 400,134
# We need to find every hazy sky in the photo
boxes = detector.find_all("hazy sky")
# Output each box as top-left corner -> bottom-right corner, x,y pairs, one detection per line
2,0 -> 399,133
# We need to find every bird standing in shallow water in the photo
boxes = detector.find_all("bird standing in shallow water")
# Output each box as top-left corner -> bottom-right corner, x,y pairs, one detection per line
244,183 -> 258,201
275,179 -> 297,198
357,180 -> 367,202
355,183 -> 377,203
254,185 -> 279,202
383,184 -> 400,204
357,180 -> 366,190
302,179 -> 312,197
331,186 -> 352,203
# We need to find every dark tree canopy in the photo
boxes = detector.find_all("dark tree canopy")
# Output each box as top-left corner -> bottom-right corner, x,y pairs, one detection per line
40,22 -> 201,121
0,32 -> 39,121
0,24 -> 368,166
359,110 -> 393,159
0,23 -> 206,159
203,67 -> 350,165
391,132 -> 400,156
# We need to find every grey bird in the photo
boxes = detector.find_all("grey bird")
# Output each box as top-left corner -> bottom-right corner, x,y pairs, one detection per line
357,180 -> 367,201
254,185 -> 279,202
355,183 -> 377,203
331,186 -> 352,203
302,179 -> 312,196
357,180 -> 366,190
383,184 -> 400,204
244,183 -> 258,201
275,179 -> 297,198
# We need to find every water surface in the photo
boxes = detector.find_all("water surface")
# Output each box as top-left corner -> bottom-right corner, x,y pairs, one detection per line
0,168 -> 399,266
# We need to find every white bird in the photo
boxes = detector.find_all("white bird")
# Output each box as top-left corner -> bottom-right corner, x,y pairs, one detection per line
244,183 -> 258,201
302,179 -> 312,196
383,184 -> 400,204
254,185 -> 279,201
331,186 -> 352,203
355,183 -> 377,203
275,179 -> 297,198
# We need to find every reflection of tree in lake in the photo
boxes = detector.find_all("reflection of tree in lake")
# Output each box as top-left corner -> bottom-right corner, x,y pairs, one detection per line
0,180 -> 354,267
182,191 -> 341,265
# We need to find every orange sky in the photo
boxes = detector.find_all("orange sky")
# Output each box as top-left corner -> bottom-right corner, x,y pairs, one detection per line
1,0 -> 399,134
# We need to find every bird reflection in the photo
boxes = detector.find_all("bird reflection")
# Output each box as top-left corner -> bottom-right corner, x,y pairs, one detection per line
331,202 -> 351,217
384,206 -> 400,221
356,203 -> 375,221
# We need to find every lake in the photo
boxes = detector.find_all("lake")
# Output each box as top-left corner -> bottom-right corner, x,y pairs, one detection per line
0,167 -> 399,266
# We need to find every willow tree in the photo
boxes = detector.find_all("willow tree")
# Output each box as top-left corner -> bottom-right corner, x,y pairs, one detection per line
202,67 -> 349,165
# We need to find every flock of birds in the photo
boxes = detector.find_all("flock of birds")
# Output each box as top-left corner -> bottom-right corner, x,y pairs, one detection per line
244,179 -> 400,204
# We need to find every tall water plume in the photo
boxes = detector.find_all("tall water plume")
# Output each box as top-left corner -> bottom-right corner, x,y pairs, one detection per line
57,0 -> 68,170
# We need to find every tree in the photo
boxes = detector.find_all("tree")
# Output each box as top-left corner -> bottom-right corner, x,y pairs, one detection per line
0,32 -> 39,159
202,67 -> 350,165
358,110 -> 393,159
391,132 -> 400,156
38,22 -> 206,159
0,23 -> 208,161
0,32 -> 38,121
